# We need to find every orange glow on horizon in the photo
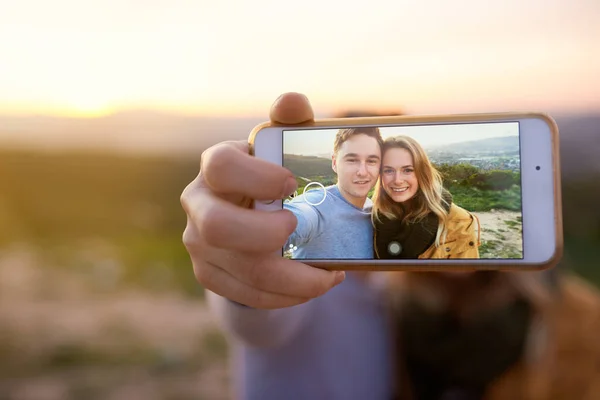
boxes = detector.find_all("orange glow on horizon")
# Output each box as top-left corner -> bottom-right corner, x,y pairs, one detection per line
0,1 -> 598,119
2,90 -> 600,120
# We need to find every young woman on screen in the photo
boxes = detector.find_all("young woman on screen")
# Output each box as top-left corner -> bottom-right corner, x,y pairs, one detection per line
372,135 -> 480,260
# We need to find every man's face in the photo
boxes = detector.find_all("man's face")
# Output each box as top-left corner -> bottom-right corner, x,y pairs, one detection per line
332,134 -> 381,203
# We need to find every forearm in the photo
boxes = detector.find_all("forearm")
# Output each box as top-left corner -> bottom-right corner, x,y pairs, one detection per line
206,290 -> 313,348
284,202 -> 319,248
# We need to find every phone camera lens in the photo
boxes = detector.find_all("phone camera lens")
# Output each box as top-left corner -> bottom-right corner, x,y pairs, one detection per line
536,166 -> 541,170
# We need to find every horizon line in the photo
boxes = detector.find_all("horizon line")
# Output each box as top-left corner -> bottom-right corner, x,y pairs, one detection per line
0,106 -> 599,120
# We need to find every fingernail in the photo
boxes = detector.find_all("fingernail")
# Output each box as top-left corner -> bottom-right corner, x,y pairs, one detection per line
296,92 -> 311,106
282,176 -> 297,197
334,271 -> 346,286
274,92 -> 308,106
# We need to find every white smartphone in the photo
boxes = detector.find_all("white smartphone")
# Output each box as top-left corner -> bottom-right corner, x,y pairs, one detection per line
249,113 -> 562,271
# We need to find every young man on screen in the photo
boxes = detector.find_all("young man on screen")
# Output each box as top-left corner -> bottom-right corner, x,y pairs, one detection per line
284,127 -> 384,260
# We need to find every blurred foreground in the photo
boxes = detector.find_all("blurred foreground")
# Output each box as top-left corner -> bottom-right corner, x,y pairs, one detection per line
0,247 -> 229,400
2,246 -> 600,399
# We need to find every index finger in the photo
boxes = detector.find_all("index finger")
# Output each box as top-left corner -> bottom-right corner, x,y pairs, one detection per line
201,140 -> 297,201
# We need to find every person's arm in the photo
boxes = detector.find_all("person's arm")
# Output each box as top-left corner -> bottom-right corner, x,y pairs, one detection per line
206,290 -> 315,348
284,201 -> 321,249
451,212 -> 481,259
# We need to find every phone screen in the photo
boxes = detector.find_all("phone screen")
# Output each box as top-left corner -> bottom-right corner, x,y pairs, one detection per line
282,122 -> 523,260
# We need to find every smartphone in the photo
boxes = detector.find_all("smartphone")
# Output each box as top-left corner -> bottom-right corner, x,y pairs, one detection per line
248,113 -> 562,271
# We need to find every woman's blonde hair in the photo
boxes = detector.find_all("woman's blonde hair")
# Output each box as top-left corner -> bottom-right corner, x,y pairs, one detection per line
371,135 -> 450,246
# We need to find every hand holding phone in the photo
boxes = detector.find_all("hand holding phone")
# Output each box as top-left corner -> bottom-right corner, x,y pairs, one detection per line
180,93 -> 345,309
250,111 -> 563,271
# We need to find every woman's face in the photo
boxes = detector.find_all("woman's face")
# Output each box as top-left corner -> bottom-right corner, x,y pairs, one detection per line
381,147 -> 419,203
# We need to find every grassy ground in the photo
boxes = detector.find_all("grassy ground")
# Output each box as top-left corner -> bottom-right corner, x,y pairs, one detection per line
475,211 -> 523,258
0,247 -> 229,400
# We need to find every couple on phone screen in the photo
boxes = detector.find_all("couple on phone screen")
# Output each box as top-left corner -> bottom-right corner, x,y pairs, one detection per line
285,126 -> 480,263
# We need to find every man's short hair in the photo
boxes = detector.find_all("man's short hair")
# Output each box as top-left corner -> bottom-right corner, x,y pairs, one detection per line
333,127 -> 384,155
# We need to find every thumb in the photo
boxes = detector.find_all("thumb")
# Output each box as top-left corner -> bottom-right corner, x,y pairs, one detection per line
269,92 -> 315,125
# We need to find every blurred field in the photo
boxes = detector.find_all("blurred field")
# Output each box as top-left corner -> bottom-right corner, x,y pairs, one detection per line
0,150 -> 200,295
0,246 -> 229,400
0,133 -> 599,399
0,150 -> 231,399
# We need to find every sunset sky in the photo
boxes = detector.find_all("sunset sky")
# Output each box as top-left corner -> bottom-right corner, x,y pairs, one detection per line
0,0 -> 598,117
284,122 -> 518,155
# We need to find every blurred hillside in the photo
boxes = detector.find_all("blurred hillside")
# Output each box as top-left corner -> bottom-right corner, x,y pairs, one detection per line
0,112 -> 261,157
0,150 -> 200,296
